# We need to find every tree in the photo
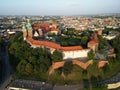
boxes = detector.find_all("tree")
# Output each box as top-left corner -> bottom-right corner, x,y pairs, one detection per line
98,35 -> 107,51
51,50 -> 63,62
109,36 -> 120,54
62,61 -> 73,76
56,67 -> 63,75
101,63 -> 109,74
17,60 -> 27,74
0,39 -> 4,44
81,36 -> 89,47
25,63 -> 33,75
68,38 -> 80,46
9,32 -> 52,79
0,39 -> 4,51
88,50 -> 95,60
48,32 -> 55,37
66,28 -> 75,35
9,32 -> 23,43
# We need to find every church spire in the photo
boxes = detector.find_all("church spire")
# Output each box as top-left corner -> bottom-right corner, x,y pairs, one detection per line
26,18 -> 33,38
22,23 -> 27,41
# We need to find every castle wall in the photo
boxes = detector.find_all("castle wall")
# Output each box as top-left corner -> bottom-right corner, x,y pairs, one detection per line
28,40 -> 90,60
62,49 -> 90,60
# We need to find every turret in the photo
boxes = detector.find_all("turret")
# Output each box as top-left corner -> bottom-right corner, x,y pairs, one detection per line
22,24 -> 27,40
26,19 -> 32,30
26,19 -> 33,38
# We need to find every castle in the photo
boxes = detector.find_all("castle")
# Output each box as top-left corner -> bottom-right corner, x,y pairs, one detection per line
22,19 -> 98,60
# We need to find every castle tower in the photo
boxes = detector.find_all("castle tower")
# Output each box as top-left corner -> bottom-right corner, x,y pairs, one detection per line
22,24 -> 27,40
87,32 -> 98,52
26,19 -> 33,38
91,32 -> 98,42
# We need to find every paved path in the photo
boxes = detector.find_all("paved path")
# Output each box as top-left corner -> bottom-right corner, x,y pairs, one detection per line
53,84 -> 84,90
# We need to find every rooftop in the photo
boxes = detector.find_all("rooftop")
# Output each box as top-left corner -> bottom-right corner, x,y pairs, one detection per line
32,23 -> 60,33
27,37 -> 84,51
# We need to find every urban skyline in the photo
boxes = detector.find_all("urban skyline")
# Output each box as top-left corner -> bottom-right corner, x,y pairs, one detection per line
0,0 -> 120,15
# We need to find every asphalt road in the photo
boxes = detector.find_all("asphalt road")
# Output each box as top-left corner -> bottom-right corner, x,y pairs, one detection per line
53,84 -> 84,90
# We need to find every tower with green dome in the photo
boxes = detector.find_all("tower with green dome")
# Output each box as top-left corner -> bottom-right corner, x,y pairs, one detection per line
26,18 -> 33,38
22,23 -> 27,40
22,18 -> 33,41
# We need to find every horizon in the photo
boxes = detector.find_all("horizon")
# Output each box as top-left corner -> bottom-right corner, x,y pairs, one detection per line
0,0 -> 120,16
0,13 -> 120,16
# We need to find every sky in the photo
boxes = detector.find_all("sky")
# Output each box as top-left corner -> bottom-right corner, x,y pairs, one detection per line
0,0 -> 120,15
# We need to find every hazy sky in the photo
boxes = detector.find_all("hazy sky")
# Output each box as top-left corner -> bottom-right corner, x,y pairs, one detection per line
0,0 -> 120,15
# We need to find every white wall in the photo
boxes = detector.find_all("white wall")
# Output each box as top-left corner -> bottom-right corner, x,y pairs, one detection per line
103,35 -> 116,40
8,87 -> 30,90
62,49 -> 90,60
107,82 -> 120,89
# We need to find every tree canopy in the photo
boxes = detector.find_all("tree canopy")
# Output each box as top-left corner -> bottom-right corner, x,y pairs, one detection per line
88,50 -> 95,60
98,35 -> 107,53
51,50 -> 63,62
62,61 -> 73,76
9,32 -> 52,79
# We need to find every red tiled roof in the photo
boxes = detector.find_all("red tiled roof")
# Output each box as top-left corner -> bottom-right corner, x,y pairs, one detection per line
33,23 -> 49,27
50,27 -> 60,32
33,26 -> 39,30
32,23 -> 60,33
61,46 -> 83,51
52,22 -> 57,25
88,40 -> 97,45
28,37 -> 61,49
27,37 -> 83,51
32,23 -> 49,30
98,61 -> 109,68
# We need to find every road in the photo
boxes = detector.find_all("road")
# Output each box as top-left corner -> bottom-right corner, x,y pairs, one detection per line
53,72 -> 120,90
7,79 -> 53,90
0,42 -> 11,90
53,84 -> 84,90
